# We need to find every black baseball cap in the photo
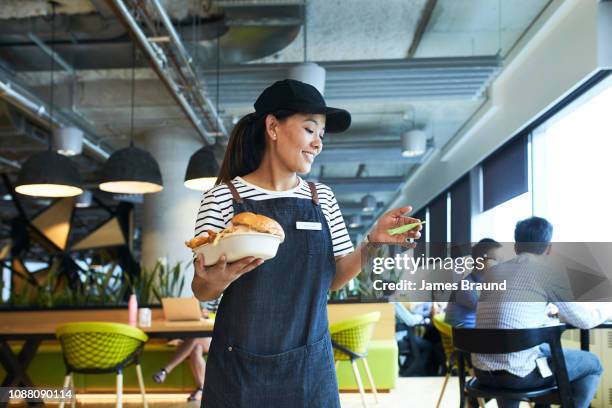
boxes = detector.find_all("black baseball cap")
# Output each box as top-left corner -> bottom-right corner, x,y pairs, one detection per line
254,79 -> 351,133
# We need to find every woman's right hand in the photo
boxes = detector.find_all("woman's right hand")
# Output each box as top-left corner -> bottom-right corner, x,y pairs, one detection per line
194,253 -> 263,293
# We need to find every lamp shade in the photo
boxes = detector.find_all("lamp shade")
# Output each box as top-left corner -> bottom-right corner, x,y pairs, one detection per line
401,129 -> 427,157
184,147 -> 219,191
53,126 -> 83,156
288,62 -> 326,95
15,150 -> 83,197
99,146 -> 163,194
348,214 -> 362,229
361,194 -> 377,212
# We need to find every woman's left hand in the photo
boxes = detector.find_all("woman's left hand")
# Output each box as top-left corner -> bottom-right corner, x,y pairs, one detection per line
368,206 -> 422,245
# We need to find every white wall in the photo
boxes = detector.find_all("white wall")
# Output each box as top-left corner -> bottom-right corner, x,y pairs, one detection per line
141,127 -> 203,297
391,0 -> 612,212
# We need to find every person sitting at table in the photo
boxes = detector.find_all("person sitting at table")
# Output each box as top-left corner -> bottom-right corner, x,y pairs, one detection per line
473,216 -> 612,408
395,302 -> 446,376
152,300 -> 218,401
445,238 -> 502,328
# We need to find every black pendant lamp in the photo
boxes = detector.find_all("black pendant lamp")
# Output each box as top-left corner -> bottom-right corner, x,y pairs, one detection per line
16,151 -> 83,197
99,147 -> 163,194
98,44 -> 163,194
184,147 -> 218,191
184,23 -> 220,191
15,2 -> 83,198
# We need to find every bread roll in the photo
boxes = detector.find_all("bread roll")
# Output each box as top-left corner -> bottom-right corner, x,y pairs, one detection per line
185,213 -> 285,250
232,212 -> 285,241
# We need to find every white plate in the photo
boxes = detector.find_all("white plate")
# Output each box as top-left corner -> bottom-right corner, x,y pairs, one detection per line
192,232 -> 283,266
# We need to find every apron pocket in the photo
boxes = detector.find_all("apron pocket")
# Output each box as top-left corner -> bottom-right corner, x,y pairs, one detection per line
224,336 -> 334,406
305,228 -> 325,255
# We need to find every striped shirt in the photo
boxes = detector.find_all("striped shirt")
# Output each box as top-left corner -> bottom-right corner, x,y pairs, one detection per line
194,176 -> 354,258
473,253 -> 612,376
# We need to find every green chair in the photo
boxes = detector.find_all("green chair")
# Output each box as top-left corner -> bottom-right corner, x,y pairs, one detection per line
432,313 -> 485,408
56,322 -> 149,408
330,311 -> 381,408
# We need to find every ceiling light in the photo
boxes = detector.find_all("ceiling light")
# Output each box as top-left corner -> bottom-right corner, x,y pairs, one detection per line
99,147 -> 163,194
288,5 -> 326,95
361,194 -> 376,212
15,151 -> 83,197
184,147 -> 219,191
288,62 -> 326,95
401,129 -> 427,158
99,43 -> 163,195
348,214 -> 362,229
15,5 -> 82,199
53,126 -> 83,156
76,190 -> 92,208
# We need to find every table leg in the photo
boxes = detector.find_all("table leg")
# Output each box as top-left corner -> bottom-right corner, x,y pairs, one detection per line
0,339 -> 43,406
579,329 -> 594,408
580,329 -> 590,351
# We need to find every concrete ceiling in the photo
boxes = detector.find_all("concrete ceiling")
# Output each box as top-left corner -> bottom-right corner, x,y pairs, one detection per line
0,0 -> 552,241
414,0 -> 551,58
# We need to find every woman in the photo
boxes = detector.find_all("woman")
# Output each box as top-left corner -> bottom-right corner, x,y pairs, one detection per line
152,307 -> 216,401
192,79 -> 421,407
152,337 -> 211,401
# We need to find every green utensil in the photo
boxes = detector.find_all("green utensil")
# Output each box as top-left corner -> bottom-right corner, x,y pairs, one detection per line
387,220 -> 426,236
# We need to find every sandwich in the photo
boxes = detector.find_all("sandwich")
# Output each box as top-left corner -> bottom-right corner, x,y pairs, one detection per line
185,212 -> 285,249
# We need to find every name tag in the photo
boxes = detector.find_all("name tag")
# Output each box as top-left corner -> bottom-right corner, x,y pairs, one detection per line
536,357 -> 553,378
296,221 -> 322,231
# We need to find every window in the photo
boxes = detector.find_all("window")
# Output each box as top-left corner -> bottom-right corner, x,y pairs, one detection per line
532,75 -> 612,242
450,174 -> 471,256
473,133 -> 532,242
482,134 -> 529,211
472,191 -> 532,242
428,192 -> 449,257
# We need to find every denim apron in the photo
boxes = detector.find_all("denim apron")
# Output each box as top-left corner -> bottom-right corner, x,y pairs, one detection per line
201,181 -> 340,408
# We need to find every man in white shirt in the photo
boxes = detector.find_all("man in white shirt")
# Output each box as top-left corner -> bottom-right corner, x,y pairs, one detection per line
474,217 -> 610,408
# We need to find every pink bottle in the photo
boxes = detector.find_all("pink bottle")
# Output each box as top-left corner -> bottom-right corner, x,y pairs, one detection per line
128,294 -> 138,326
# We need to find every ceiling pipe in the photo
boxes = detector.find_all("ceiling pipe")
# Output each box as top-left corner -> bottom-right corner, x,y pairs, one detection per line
149,0 -> 228,138
315,176 -> 405,194
107,0 -> 226,145
215,0 -> 304,6
27,33 -> 75,76
315,141 -> 434,164
0,156 -> 21,170
0,78 -> 110,162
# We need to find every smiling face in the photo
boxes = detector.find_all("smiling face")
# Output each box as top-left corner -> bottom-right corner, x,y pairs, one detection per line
265,112 -> 326,174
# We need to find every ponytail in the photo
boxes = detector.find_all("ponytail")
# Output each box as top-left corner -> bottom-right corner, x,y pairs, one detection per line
216,110 -> 294,185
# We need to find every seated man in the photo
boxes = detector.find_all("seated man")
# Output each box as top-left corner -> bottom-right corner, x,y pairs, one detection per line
445,238 -> 502,328
395,302 -> 445,376
473,217 -> 611,408
395,301 -> 437,326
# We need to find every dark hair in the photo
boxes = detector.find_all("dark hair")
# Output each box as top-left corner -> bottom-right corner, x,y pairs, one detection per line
216,110 -> 294,185
514,216 -> 553,254
471,238 -> 502,260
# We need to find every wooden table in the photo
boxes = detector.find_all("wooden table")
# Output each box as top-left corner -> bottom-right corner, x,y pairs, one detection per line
0,308 -> 214,407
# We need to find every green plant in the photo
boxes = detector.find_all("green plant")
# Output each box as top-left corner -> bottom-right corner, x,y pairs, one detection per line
88,262 -> 128,306
130,260 -> 187,305
5,256 -> 190,308
125,267 -> 156,305
11,279 -> 34,306
151,260 -> 186,303
328,243 -> 405,302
